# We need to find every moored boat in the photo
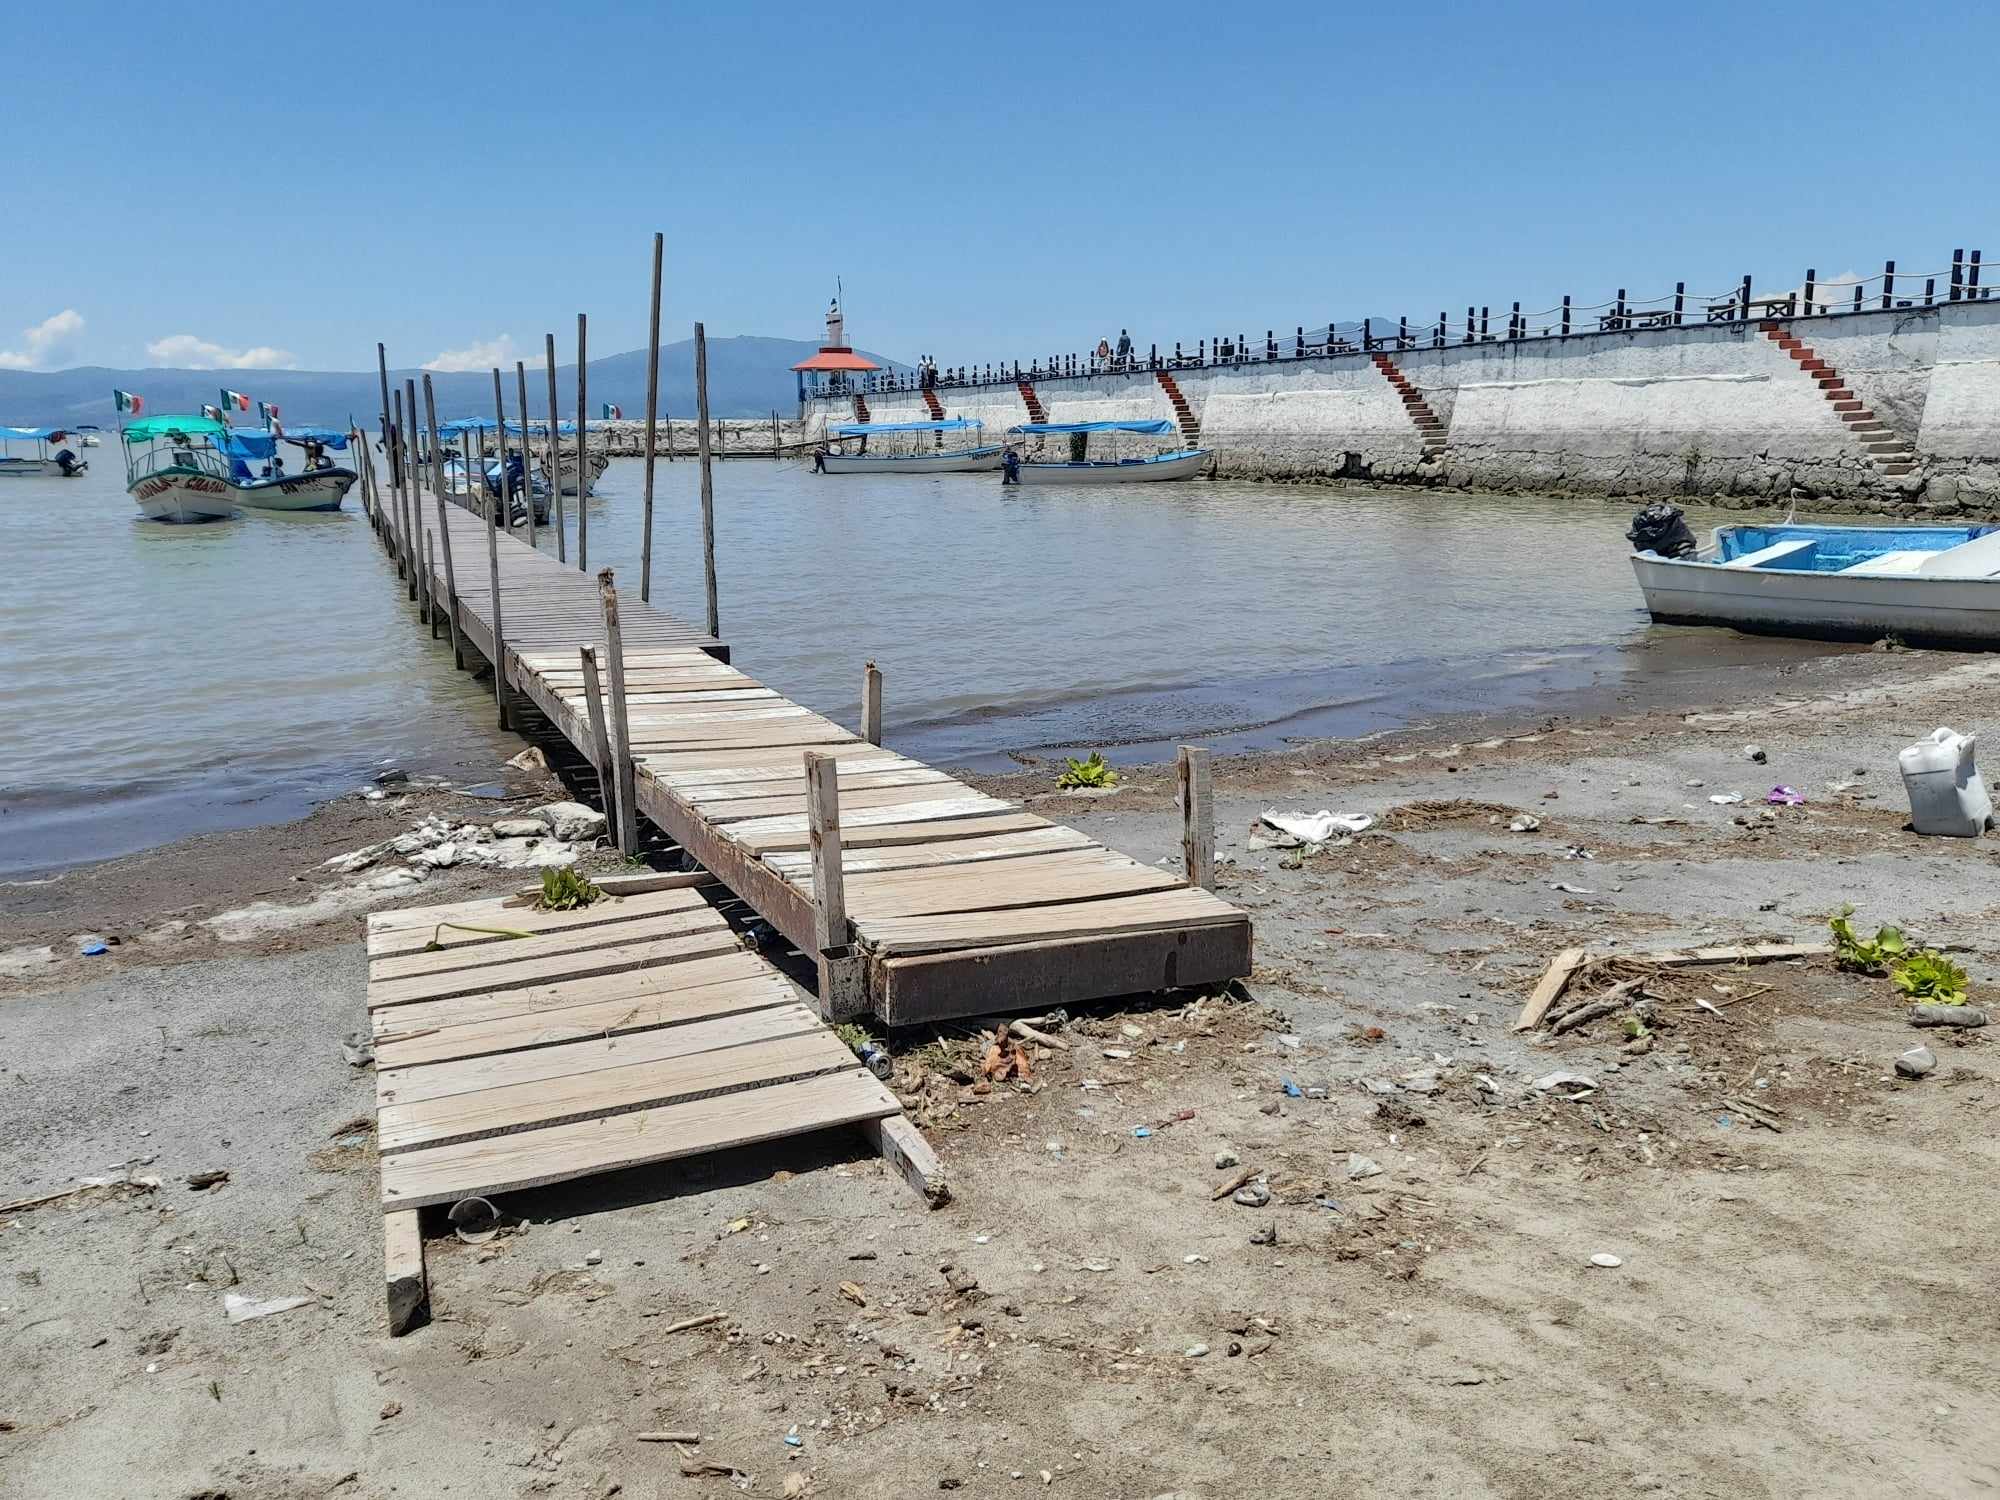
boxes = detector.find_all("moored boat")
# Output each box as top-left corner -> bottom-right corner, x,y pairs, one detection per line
817,418 -> 1003,474
1003,420 -> 1210,484
1,426 -> 88,478
1629,507 -> 2000,648
215,424 -> 357,511
121,415 -> 236,523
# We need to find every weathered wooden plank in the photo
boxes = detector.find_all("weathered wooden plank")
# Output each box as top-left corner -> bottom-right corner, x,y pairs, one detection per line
862,1115 -> 947,1207
381,1066 -> 901,1209
384,1209 -> 427,1335
733,810 -> 1054,857
859,889 -> 1247,956
1513,948 -> 1588,1033
763,824 -> 1097,878
723,795 -> 1014,845
367,887 -> 708,958
368,927 -> 743,1010
368,907 -> 726,984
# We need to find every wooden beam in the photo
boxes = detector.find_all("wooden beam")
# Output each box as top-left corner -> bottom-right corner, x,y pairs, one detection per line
804,749 -> 864,1019
641,230 -> 663,602
597,571 -> 642,855
1513,947 -> 1587,1032
575,312 -> 589,571
384,1209 -> 428,1335
406,378 -> 428,619
860,1115 -> 949,1207
516,360 -> 536,551
425,531 -> 439,637
861,660 -> 882,746
485,371 -> 509,730
545,332 -> 566,563
694,320 -> 719,638
1178,745 -> 1214,890
422,374 -> 465,671
578,645 -> 618,839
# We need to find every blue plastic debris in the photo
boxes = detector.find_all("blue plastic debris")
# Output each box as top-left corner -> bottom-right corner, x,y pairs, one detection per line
1716,1113 -> 1733,1129
783,1431 -> 803,1448
1281,1079 -> 1303,1098
1132,1125 -> 1153,1138
80,942 -> 108,957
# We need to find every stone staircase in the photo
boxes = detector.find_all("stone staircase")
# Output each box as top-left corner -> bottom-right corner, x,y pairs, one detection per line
1370,353 -> 1448,458
1154,369 -> 1201,446
1758,322 -> 1918,477
1016,379 -> 1047,424
919,386 -> 945,421
853,393 -> 870,424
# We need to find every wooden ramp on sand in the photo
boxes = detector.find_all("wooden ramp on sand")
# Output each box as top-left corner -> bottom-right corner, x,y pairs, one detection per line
364,879 -> 942,1334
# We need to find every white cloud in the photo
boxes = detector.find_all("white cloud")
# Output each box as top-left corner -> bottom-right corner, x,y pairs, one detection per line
424,335 -> 538,373
0,308 -> 85,370
145,333 -> 298,370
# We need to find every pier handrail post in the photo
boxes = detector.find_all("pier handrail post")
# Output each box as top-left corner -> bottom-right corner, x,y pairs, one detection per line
516,362 -> 536,550
483,421 -> 508,730
595,569 -> 641,855
391,389 -> 414,591
1177,745 -> 1214,891
804,750 -> 864,1020
1673,282 -> 1685,325
1950,248 -> 1964,301
406,378 -> 429,621
575,313 -> 590,571
641,231 -> 663,601
1739,274 -> 1753,323
544,333 -> 567,562
1882,259 -> 1896,310
1803,269 -> 1816,314
423,375 -> 465,671
694,320 -> 720,639
1561,296 -> 1571,337
375,342 -> 396,492
862,660 -> 882,745
577,645 -> 622,850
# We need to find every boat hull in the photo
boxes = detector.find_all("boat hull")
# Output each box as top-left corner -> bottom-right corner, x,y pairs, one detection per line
0,457 -> 82,478
1632,552 -> 2000,648
229,468 -> 357,512
1015,449 -> 1211,485
542,451 -> 610,496
820,446 -> 1004,475
130,469 -> 235,523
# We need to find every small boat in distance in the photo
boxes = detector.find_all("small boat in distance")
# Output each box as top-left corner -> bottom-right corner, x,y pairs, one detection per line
817,418 -> 1003,474
1630,513 -> 2000,648
215,424 -> 358,512
1004,420 -> 1210,484
1,426 -> 88,478
121,415 -> 236,522
75,424 -> 103,447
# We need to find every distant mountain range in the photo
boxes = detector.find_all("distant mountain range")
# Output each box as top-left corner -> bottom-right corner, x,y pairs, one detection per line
0,335 -> 906,427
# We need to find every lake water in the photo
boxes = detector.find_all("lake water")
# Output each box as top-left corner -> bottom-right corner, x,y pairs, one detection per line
0,448 -> 1824,875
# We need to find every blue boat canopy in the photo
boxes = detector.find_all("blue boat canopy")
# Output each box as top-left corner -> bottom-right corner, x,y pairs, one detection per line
438,418 -> 577,437
0,425 -> 65,440
1007,419 -> 1176,436
831,418 -> 982,436
280,424 -> 350,449
215,428 -> 277,461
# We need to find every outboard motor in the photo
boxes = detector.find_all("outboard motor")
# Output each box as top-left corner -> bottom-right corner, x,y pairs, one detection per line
1627,501 -> 1696,558
54,446 -> 85,477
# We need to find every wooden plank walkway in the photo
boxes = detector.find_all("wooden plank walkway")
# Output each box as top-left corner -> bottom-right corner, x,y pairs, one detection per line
365,880 -> 939,1333
376,468 -> 1251,1027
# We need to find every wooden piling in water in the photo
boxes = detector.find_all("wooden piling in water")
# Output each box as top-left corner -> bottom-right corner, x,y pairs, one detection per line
641,232 -> 663,603
1178,745 -> 1214,891
484,404 -> 509,731
771,409 -> 780,463
694,321 -> 719,638
577,645 -> 618,841
544,333 -> 566,563
517,361 -> 536,550
406,378 -> 430,622
423,376 -> 466,672
375,343 -> 395,490
492,369 -> 514,535
391,389 -> 412,589
594,569 -> 640,855
576,313 -> 589,572
426,532 -> 439,637
862,660 -> 882,745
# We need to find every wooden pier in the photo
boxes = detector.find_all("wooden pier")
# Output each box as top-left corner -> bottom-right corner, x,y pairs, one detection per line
362,423 -> 1251,1028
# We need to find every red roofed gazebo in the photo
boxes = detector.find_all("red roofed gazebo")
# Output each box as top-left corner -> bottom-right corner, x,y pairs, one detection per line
792,298 -> 880,406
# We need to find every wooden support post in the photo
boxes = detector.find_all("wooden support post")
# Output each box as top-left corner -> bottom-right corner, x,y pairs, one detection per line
406,378 -> 429,621
423,375 -> 464,672
544,332 -> 567,562
1804,268 -> 1817,314
492,368 -> 513,532
1739,274 -> 1753,321
577,645 -> 619,841
516,361 -> 536,550
664,410 -> 674,461
384,1209 -> 428,1335
1882,259 -> 1895,309
484,422 -> 508,730
425,531 -> 439,638
1950,248 -> 1964,301
861,660 -> 882,745
1561,295 -> 1571,336
804,750 -> 864,1020
860,1115 -> 949,1207
641,230 -> 663,602
1177,745 -> 1214,890
1970,249 -> 1984,298
1674,281 -> 1686,324
694,321 -> 720,639
771,408 -> 780,462
575,312 -> 589,571
595,569 -> 641,856
375,342 -> 395,492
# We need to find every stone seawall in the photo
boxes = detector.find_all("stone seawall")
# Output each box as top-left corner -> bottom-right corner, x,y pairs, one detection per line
804,301 -> 2000,513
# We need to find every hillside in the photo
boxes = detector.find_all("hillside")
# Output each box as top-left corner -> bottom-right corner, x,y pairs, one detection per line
0,335 -> 905,427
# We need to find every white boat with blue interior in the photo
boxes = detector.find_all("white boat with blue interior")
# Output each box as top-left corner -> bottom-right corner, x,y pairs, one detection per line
1629,507 -> 2000,647
216,424 -> 357,511
1,425 -> 88,478
1003,420 -> 1210,484
817,418 -> 1003,474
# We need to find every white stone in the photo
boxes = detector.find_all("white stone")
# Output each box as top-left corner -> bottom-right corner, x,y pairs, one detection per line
534,801 -> 606,842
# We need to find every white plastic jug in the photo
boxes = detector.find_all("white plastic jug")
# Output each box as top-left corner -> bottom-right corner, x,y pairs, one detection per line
1898,727 -> 1994,837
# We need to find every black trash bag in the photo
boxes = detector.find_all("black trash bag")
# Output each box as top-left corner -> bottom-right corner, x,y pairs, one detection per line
1627,501 -> 1697,558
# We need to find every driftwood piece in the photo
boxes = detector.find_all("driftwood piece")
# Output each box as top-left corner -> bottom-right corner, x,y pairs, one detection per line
1548,979 -> 1647,1036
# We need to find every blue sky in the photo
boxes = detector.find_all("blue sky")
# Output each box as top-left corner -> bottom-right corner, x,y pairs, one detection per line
5,0 -> 1989,373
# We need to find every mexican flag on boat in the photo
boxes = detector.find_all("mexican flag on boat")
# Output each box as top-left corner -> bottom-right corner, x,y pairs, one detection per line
220,389 -> 252,413
200,404 -> 225,421
113,389 -> 144,415
601,403 -> 622,419
258,400 -> 280,422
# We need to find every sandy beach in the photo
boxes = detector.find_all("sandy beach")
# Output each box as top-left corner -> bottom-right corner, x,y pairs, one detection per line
3,642 -> 1995,1498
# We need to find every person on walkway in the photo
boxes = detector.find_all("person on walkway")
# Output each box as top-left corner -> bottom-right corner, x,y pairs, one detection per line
812,445 -> 828,474
1095,337 -> 1112,367
1115,329 -> 1133,369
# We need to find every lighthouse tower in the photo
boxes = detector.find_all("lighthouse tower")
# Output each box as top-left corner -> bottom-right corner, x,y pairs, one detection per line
791,295 -> 880,412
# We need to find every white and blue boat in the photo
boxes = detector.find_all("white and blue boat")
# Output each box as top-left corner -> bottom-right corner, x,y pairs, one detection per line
214,424 -> 357,511
1631,516 -> 2000,647
819,418 -> 1003,474
1,425 -> 88,478
1005,420 -> 1210,484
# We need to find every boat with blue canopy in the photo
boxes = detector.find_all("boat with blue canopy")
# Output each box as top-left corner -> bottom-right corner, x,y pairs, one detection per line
436,418 -> 552,522
1,425 -> 88,478
816,418 -> 1003,474
1003,420 -> 1210,485
1628,508 -> 2000,647
212,424 -> 356,512
120,415 -> 236,522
